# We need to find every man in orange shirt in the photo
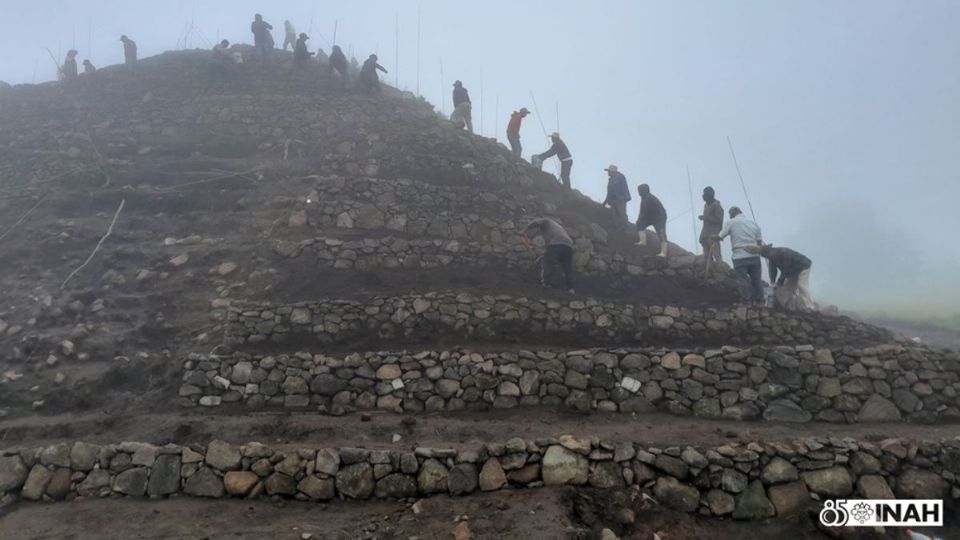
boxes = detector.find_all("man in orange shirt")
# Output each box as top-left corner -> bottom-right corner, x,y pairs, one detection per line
506,108 -> 529,157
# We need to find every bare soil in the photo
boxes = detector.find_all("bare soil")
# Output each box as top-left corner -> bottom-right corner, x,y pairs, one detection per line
1,409 -> 956,450
2,487 -> 952,540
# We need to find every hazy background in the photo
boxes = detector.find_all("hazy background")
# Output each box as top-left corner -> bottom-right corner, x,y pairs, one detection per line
1,1 -> 958,317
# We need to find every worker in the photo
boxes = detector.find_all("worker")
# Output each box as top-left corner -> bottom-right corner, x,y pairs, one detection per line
328,45 -> 348,83
753,244 -> 815,311
698,186 -> 724,275
62,50 -> 79,80
602,165 -> 631,229
635,184 -> 669,257
359,54 -> 387,94
120,35 -> 137,67
450,81 -> 473,132
716,206 -> 764,305
251,14 -> 274,58
283,20 -> 297,51
293,33 -> 313,67
523,218 -> 575,294
211,40 -> 234,74
506,108 -> 529,157
82,59 -> 96,75
535,133 -> 573,190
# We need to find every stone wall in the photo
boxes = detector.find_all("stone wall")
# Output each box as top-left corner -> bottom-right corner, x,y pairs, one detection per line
2,436 -> 958,518
225,293 -> 892,348
274,175 -> 707,279
179,344 -> 960,423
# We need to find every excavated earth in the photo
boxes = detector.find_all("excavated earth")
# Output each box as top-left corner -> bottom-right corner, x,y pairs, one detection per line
1,50 -> 958,539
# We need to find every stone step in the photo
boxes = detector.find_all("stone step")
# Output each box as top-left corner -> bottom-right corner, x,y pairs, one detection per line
180,343 -> 960,424
2,435 -> 958,519
224,291 -> 893,349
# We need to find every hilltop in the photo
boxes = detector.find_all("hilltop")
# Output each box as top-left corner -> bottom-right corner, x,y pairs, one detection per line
1,49 -> 957,540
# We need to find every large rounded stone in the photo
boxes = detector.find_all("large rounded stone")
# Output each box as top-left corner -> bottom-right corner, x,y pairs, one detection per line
706,489 -> 735,515
336,463 -> 375,499
857,395 -> 902,422
761,457 -> 798,485
205,440 -> 241,471
265,473 -> 297,495
767,481 -> 810,516
114,467 -> 149,496
298,475 -> 335,500
589,462 -> 624,489
70,442 -> 101,472
732,480 -> 775,519
310,374 -> 347,395
0,455 -> 28,492
857,475 -> 894,499
542,446 -> 588,486
801,467 -> 852,497
45,468 -> 73,500
224,471 -> 259,496
375,473 -> 418,499
417,459 -> 449,494
479,459 -> 507,491
21,465 -> 52,500
653,477 -> 700,512
148,455 -> 181,496
183,467 -> 223,498
762,400 -> 812,423
448,464 -> 478,495
895,469 -> 949,499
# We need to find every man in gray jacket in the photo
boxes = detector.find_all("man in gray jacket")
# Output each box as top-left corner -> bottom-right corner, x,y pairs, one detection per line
523,218 -> 575,294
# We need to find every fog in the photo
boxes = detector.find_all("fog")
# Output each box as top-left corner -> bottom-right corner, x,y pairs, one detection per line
2,0 -> 958,314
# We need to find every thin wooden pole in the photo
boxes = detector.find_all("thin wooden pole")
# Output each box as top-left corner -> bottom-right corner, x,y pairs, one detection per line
309,0 -> 316,34
687,166 -> 698,255
395,14 -> 399,88
479,65 -> 484,136
495,94 -> 499,140
332,20 -> 338,46
439,58 -> 445,114
416,5 -> 421,96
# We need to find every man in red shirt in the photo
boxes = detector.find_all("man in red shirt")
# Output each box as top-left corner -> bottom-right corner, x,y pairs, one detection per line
506,108 -> 529,158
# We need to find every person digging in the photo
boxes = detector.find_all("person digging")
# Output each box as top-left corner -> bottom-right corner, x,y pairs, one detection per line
523,218 -> 575,294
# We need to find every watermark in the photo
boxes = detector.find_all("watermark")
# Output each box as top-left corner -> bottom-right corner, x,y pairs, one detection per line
819,499 -> 943,527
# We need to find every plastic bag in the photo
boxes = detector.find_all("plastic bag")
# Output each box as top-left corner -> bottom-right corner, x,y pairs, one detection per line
531,154 -> 543,169
636,230 -> 648,246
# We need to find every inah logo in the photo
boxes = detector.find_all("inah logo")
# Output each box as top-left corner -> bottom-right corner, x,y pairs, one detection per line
819,499 -> 943,528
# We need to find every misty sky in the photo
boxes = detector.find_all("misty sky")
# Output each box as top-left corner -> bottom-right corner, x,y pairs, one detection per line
1,1 -> 958,313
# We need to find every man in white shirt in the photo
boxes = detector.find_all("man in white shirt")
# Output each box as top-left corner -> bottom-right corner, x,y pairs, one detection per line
716,206 -> 763,305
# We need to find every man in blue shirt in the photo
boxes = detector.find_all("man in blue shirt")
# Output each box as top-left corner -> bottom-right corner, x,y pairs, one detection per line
716,206 -> 763,305
602,165 -> 631,230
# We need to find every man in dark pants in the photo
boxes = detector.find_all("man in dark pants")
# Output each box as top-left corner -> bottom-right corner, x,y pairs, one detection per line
328,45 -> 348,83
524,218 -> 575,294
120,35 -> 137,68
698,186 -> 724,276
359,54 -> 388,94
754,244 -> 814,311
636,184 -> 669,257
506,108 -> 529,157
62,50 -> 79,80
293,33 -> 313,68
716,206 -> 764,305
602,165 -> 631,230
251,14 -> 274,58
535,133 -> 572,189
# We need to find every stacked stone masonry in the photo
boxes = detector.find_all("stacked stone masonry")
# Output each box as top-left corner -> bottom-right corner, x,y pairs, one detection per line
180,344 -> 960,423
276,176 -> 707,279
225,293 -> 892,347
2,436 -> 959,519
